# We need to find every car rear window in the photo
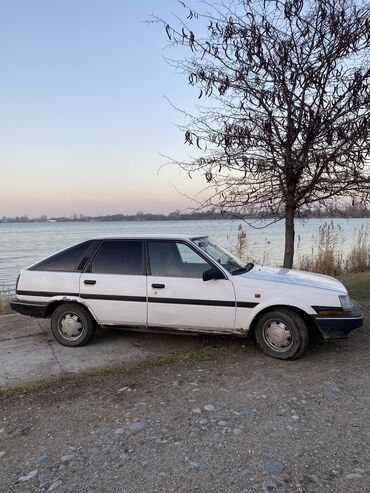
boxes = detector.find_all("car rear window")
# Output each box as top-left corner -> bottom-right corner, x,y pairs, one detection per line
90,240 -> 144,275
30,241 -> 96,272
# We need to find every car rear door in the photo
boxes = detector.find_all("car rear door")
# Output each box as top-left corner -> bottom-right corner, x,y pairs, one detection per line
146,240 -> 236,332
80,240 -> 147,325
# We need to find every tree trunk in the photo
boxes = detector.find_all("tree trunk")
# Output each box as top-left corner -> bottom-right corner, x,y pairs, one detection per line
283,203 -> 295,269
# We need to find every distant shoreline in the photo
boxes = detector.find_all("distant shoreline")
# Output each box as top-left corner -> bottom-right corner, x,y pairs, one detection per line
1,211 -> 369,225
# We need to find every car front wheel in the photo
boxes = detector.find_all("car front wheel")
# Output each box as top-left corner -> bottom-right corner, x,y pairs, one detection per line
51,303 -> 95,347
254,308 -> 309,360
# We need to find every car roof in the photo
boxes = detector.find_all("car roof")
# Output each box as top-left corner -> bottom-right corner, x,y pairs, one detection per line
90,234 -> 207,241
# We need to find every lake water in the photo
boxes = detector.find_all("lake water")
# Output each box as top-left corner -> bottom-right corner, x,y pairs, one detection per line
0,218 -> 368,288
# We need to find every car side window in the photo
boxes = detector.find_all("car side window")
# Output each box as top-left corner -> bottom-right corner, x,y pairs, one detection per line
30,241 -> 95,272
148,241 -> 210,278
91,241 -> 144,275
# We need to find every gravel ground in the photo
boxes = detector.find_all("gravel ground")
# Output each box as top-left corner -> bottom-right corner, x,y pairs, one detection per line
0,332 -> 369,493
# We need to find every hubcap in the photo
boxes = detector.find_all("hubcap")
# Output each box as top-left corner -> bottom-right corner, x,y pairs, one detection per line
262,319 -> 293,352
59,313 -> 83,340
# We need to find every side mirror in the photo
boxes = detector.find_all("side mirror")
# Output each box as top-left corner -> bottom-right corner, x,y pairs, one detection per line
202,268 -> 224,281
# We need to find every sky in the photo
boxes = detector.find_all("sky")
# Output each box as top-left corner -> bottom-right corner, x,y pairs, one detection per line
0,0 -> 206,217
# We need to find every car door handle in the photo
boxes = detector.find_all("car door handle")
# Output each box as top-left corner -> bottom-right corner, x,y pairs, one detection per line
84,280 -> 96,285
152,283 -> 165,289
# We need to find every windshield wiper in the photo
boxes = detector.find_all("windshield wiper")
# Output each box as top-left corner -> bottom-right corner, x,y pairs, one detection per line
231,263 -> 254,276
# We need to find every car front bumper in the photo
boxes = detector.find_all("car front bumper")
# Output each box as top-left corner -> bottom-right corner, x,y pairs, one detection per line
10,299 -> 48,318
312,302 -> 364,340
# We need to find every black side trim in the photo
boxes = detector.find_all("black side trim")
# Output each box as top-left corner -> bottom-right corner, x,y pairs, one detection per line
237,301 -> 259,308
149,297 -> 240,307
81,294 -> 146,302
16,290 -> 79,298
85,295 -> 258,308
16,290 -> 260,309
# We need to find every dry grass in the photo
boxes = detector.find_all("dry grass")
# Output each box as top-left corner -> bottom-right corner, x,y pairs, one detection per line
345,225 -> 370,273
230,224 -> 272,264
231,223 -> 248,259
0,289 -> 12,315
231,221 -> 370,276
298,222 -> 370,275
340,271 -> 370,333
298,222 -> 344,276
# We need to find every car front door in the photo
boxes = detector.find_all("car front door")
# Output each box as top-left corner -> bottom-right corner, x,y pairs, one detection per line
80,240 -> 147,325
146,240 -> 236,332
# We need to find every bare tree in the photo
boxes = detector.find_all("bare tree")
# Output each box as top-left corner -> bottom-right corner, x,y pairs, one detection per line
154,0 -> 370,268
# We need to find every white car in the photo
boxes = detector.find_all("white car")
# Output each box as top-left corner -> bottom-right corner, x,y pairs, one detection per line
11,234 -> 363,360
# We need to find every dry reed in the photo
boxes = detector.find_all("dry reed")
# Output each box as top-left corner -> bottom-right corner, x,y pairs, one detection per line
298,222 -> 370,275
0,288 -> 13,315
232,221 -> 370,275
345,225 -> 370,273
231,224 -> 248,260
298,222 -> 344,276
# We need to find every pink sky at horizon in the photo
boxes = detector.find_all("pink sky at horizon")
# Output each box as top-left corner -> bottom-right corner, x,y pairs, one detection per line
0,1 -> 208,218
0,164 -> 206,217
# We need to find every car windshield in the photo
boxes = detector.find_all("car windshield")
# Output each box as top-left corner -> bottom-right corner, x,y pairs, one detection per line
192,237 -> 253,275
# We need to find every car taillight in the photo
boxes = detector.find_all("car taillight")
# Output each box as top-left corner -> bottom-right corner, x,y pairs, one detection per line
16,273 -> 21,292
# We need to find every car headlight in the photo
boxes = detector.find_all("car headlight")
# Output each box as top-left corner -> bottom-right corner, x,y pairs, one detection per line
339,295 -> 353,312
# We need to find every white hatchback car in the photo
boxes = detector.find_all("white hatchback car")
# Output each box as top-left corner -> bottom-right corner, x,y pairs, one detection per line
11,234 -> 363,359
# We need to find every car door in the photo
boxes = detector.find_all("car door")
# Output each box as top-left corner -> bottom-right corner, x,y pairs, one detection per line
80,240 -> 147,325
146,240 -> 236,332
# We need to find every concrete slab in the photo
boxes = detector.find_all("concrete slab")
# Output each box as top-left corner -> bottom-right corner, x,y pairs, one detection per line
0,314 -> 46,341
1,334 -> 61,388
0,315 -> 202,388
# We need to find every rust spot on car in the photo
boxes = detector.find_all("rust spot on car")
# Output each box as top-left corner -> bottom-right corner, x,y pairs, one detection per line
233,327 -> 248,336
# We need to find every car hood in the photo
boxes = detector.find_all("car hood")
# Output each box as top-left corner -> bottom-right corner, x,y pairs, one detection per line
238,265 -> 346,293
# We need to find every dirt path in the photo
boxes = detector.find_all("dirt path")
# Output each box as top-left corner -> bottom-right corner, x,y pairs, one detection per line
1,332 -> 369,492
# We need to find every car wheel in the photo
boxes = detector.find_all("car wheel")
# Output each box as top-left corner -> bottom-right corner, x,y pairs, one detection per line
51,303 -> 95,347
254,308 -> 309,360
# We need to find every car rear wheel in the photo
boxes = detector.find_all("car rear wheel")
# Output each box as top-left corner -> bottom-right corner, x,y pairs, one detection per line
254,308 -> 309,360
51,303 -> 95,347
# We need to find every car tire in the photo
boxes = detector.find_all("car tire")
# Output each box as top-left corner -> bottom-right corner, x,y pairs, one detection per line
254,308 -> 309,360
51,303 -> 96,347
